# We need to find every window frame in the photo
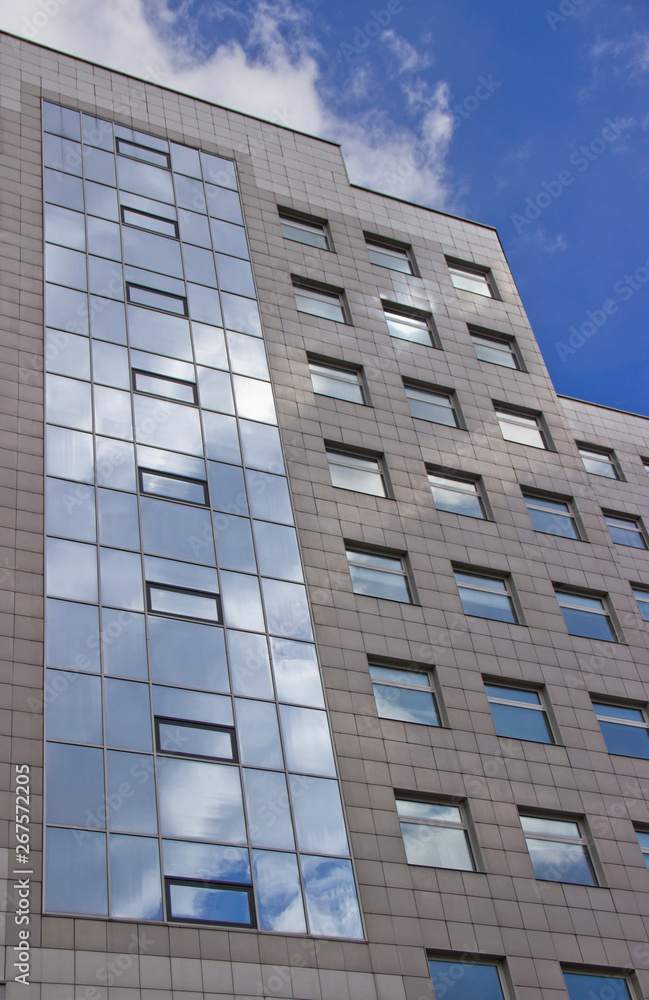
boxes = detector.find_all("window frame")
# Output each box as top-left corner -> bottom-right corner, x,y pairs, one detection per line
554,587 -> 618,643
395,795 -> 478,871
446,258 -> 498,298
428,956 -> 509,1000
522,490 -> 582,540
278,209 -> 331,250
635,827 -> 649,871
631,585 -> 649,622
404,381 -> 462,428
146,582 -> 222,624
155,716 -> 238,762
591,698 -> 649,760
116,137 -> 171,169
292,279 -> 348,323
563,969 -> 635,1000
164,877 -> 255,928
469,326 -> 522,370
578,444 -> 621,480
126,282 -> 188,317
495,404 -> 551,450
345,545 -> 414,604
454,568 -> 520,625
382,301 -> 437,347
428,468 -> 488,520
369,661 -> 443,727
138,467 -> 209,506
307,356 -> 367,405
604,511 -> 647,549
519,812 -> 599,885
132,369 -> 198,405
365,235 -> 417,275
121,204 -> 179,239
484,680 -> 555,744
325,445 -> 389,498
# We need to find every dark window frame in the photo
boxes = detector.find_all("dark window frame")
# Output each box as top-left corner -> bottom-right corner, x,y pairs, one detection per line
116,137 -> 171,169
155,716 -> 238,762
126,282 -> 188,317
591,698 -> 649,759
495,403 -> 552,450
577,443 -> 622,480
121,204 -> 179,239
395,793 -> 479,871
428,467 -> 489,519
631,585 -> 649,621
345,544 -> 415,604
446,257 -> 499,298
165,877 -> 255,928
484,679 -> 555,744
365,234 -> 417,275
469,325 -> 523,370
522,489 -> 583,540
292,278 -> 348,323
519,810 -> 599,886
404,380 -> 463,429
146,582 -> 222,624
132,368 -> 198,405
554,587 -> 619,643
307,355 -> 368,405
369,660 -> 443,727
138,467 -> 209,506
603,510 -> 647,549
325,444 -> 390,498
382,300 -> 438,347
454,567 -> 521,625
278,208 -> 331,250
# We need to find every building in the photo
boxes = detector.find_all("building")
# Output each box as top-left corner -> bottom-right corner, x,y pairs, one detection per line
1,29 -> 648,1000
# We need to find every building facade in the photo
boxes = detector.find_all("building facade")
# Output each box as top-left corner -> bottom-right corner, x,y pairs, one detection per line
0,30 -> 648,1000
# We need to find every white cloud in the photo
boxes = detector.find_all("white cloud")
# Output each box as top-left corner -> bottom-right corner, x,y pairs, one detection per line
534,231 -> 568,253
381,29 -> 432,74
1,0 -> 455,207
591,33 -> 649,77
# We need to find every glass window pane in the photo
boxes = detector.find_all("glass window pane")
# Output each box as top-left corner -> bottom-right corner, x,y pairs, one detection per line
175,174 -> 207,212
254,521 -> 302,582
45,244 -> 87,290
429,961 -> 505,1000
43,101 -> 81,139
99,547 -> 143,611
47,374 -> 92,431
46,329 -> 90,379
227,629 -> 273,699
489,701 -> 553,742
406,386 -> 457,426
101,609 -> 147,679
148,585 -> 219,621
106,751 -> 158,833
579,447 -> 617,478
117,138 -> 169,167
220,292 -> 262,337
213,514 -> 256,572
97,489 -> 139,551
171,142 -> 201,176
290,776 -> 349,855
472,333 -> 518,368
127,283 -> 186,315
46,598 -> 100,672
95,437 -> 136,491
367,242 -> 412,273
564,973 -> 631,1000
457,584 -> 515,623
158,758 -> 245,843
46,669 -> 102,744
558,604 -> 615,641
429,475 -> 484,518
202,412 -> 241,465
117,156 -> 174,202
46,477 -> 96,542
44,169 -> 84,211
46,742 -> 104,827
371,681 -> 439,726
88,256 -> 123,299
46,426 -> 94,483
183,243 -> 217,286
497,410 -> 546,448
215,255 -> 255,297
294,286 -> 345,322
153,686 -> 232,726
140,496 -> 215,565
201,153 -> 237,190
134,395 -> 203,454
328,452 -> 385,496
123,205 -> 178,238
157,720 -> 234,760
261,578 -> 313,640
148,615 -> 228,692
247,470 -> 293,524
525,837 -> 595,883
93,386 -> 133,440
162,839 -> 250,881
110,834 -> 163,920
449,265 -> 493,296
240,421 -> 284,473
301,856 -> 363,939
597,720 -> 649,758
47,537 -> 98,602
252,850 -> 306,933
92,340 -> 129,388
127,305 -> 192,360
105,678 -> 152,751
347,552 -> 411,603
280,706 -> 335,776
384,309 -> 432,345
205,184 -> 243,223
219,571 -> 264,631
187,284 -> 222,325
45,203 -> 86,250
123,228 -> 183,278
400,821 -> 474,869
167,881 -> 252,926
211,219 -> 249,258
46,283 -> 89,335
234,699 -> 283,768
45,828 -> 107,916
196,367 -> 234,414
270,638 -> 324,708
91,296 -> 127,344
86,216 -> 121,260
140,469 -> 207,505
309,362 -> 364,404
243,769 -> 295,848
232,375 -> 276,424
85,180 -> 118,220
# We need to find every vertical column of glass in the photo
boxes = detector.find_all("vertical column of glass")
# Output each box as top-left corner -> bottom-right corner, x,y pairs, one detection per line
42,101 -> 363,938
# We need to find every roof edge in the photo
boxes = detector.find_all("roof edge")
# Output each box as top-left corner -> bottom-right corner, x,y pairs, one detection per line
350,184 -> 497,231
558,394 -> 649,422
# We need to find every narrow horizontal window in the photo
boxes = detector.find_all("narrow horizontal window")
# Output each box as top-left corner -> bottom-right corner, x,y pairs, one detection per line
155,717 -> 237,761
146,582 -> 221,623
455,570 -> 518,624
139,468 -> 208,506
448,261 -> 495,297
326,448 -> 387,497
429,472 -> 486,519
346,547 -> 412,603
133,369 -> 197,404
384,305 -> 434,346
165,878 -> 254,927
564,971 -> 633,1000
370,664 -> 440,726
279,213 -> 329,250
485,683 -> 554,743
366,238 -> 414,274
555,589 -> 617,642
396,798 -> 475,870
605,512 -> 646,549
121,205 -> 178,238
592,701 -> 649,759
126,283 -> 187,316
523,493 -> 580,539
496,407 -> 548,449
520,813 -> 597,885
116,137 -> 170,169
294,283 -> 346,322
632,586 -> 649,621
471,330 -> 519,369
405,384 -> 460,427
308,360 -> 365,404
578,445 -> 619,479
429,959 -> 506,1000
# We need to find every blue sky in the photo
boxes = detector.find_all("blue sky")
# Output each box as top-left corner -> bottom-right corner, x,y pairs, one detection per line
4,0 -> 648,412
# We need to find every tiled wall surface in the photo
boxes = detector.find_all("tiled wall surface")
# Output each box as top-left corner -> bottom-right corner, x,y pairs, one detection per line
0,31 -> 648,1000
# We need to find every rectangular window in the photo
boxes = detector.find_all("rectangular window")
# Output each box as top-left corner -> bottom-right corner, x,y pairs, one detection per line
116,137 -> 171,169
396,797 -> 475,870
555,589 -> 617,642
383,304 -> 435,346
523,492 -> 581,539
604,512 -> 647,549
293,282 -> 346,322
308,360 -> 365,404
520,814 -> 597,884
592,701 -> 649,759
326,448 -> 387,497
429,471 -> 486,519
155,717 -> 237,762
346,547 -> 412,603
429,959 -> 506,1000
578,445 -> 619,479
455,570 -> 518,624
139,468 -> 208,506
121,205 -> 179,238
146,583 -> 221,623
485,682 -> 554,743
366,237 -> 415,274
632,586 -> 649,621
496,406 -> 548,449
643,459 -> 649,477
279,212 -> 329,250
636,828 -> 649,870
165,878 -> 254,927
564,972 -> 633,1000
126,282 -> 188,316
133,370 -> 197,404
471,329 -> 519,369
448,260 -> 495,297
370,664 -> 440,726
405,383 -> 460,427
